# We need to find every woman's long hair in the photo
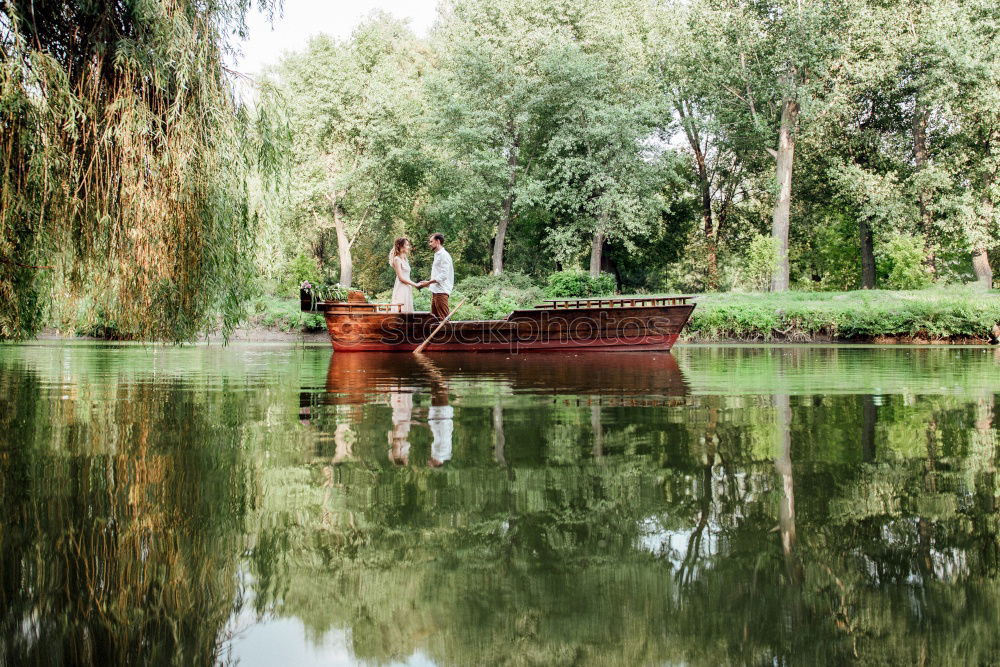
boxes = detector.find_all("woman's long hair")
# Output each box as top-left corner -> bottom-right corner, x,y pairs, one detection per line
389,237 -> 410,264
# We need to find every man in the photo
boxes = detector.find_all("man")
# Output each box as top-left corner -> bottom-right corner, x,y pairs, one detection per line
428,379 -> 452,468
418,232 -> 454,320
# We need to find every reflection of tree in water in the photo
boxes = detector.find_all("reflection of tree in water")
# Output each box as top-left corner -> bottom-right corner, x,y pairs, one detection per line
265,350 -> 1000,665
3,345 -> 999,665
0,359 -> 257,666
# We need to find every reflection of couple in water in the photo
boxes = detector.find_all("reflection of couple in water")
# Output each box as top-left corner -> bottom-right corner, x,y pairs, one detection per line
388,356 -> 452,467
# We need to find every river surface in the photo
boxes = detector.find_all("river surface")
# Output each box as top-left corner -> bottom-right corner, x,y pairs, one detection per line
1,342 -> 998,666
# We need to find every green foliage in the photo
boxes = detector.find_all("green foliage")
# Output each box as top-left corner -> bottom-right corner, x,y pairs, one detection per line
792,214 -> 861,291
456,272 -> 537,294
658,228 -> 715,294
683,288 -> 1000,341
592,273 -> 616,296
265,14 -> 429,291
0,0 -> 283,341
545,270 -> 616,298
412,288 -> 432,313
280,254 -> 321,295
739,235 -> 782,292
253,297 -> 326,332
453,274 -> 543,320
546,270 -> 591,298
423,0 -> 668,276
314,283 -> 350,303
879,233 -> 933,290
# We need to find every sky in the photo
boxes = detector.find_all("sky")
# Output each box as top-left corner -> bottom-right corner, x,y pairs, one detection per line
230,0 -> 440,76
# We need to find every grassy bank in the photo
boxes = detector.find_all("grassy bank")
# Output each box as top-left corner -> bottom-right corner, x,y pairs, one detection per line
682,288 -> 1000,343
254,286 -> 1000,344
249,296 -> 326,332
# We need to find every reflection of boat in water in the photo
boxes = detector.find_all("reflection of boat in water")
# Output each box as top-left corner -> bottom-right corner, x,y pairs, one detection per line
314,351 -> 689,404
301,291 -> 695,353
298,351 -> 690,468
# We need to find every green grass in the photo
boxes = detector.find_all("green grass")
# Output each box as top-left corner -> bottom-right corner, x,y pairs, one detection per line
677,287 -> 1000,342
251,296 -> 325,332
260,286 -> 1000,343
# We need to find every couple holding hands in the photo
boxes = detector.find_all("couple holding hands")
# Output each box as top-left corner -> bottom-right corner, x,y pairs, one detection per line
389,232 -> 454,318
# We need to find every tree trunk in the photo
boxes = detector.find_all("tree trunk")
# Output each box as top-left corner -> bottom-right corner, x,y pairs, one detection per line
912,102 -> 936,275
315,230 -> 327,266
678,100 -> 718,289
972,247 -> 993,289
706,239 -> 719,291
771,96 -> 799,292
859,216 -> 876,289
696,152 -> 718,289
591,405 -> 604,459
333,208 -> 352,287
774,393 -> 795,559
492,131 -> 520,276
492,209 -> 510,276
861,394 -> 877,462
493,403 -> 506,466
589,229 -> 605,278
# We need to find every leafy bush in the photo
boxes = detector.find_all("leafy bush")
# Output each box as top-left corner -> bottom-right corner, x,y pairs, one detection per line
475,287 -> 525,319
400,273 -> 543,320
683,288 -> 1000,341
592,272 -> 616,295
545,270 -> 591,297
413,288 -> 431,312
545,270 -> 617,298
254,296 -> 326,332
456,272 -> 537,293
879,233 -> 931,290
280,253 -> 321,295
738,234 -> 780,291
657,227 -> 716,293
454,273 -> 543,319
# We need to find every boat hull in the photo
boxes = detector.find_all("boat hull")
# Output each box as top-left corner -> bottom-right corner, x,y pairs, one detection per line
322,303 -> 695,353
315,350 -> 689,402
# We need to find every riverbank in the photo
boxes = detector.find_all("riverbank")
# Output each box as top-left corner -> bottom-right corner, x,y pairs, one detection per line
32,287 -> 1000,345
244,287 -> 999,345
682,288 -> 1000,344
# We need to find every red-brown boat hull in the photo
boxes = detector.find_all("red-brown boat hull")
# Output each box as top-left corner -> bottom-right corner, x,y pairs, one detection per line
321,303 -> 695,353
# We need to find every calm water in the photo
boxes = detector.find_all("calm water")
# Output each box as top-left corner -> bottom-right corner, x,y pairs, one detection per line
1,342 -> 998,666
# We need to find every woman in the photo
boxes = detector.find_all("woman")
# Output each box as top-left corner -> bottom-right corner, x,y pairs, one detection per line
389,237 -> 419,313
387,382 -> 413,466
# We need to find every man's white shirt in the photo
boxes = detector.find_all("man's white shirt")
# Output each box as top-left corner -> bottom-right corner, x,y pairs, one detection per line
429,405 -> 453,463
429,247 -> 454,294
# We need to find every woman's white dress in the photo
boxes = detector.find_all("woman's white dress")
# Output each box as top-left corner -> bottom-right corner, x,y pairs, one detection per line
390,256 -> 414,313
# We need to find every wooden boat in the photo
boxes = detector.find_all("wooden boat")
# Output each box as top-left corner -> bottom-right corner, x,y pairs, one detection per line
301,289 -> 695,353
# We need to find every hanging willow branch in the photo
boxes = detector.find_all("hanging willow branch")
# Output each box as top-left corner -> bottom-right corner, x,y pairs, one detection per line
0,0 -> 285,341
0,257 -> 53,269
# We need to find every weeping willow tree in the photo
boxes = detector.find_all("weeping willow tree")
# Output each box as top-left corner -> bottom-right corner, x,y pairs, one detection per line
0,0 -> 284,341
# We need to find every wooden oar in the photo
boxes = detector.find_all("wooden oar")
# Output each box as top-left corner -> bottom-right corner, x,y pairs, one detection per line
414,297 -> 467,354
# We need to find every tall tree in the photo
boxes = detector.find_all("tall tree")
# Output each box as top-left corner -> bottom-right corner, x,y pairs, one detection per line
950,0 -> 999,288
883,0 -> 999,288
679,0 -> 855,291
272,14 -> 428,287
651,2 -> 754,290
428,0 -> 581,275
533,4 -> 669,278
